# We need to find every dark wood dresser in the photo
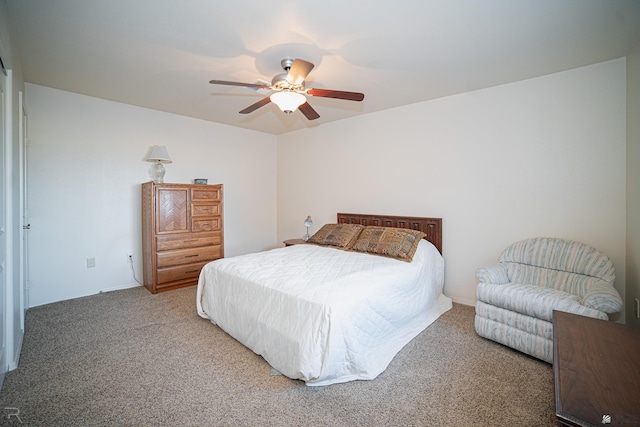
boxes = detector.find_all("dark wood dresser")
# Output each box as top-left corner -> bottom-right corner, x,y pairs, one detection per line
553,310 -> 640,427
142,182 -> 224,293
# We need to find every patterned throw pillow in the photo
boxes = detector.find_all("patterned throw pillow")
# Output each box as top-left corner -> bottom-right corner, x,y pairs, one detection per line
350,226 -> 425,262
307,223 -> 365,249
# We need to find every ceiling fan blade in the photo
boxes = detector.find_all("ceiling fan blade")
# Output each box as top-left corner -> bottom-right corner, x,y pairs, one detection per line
209,79 -> 271,90
307,88 -> 364,102
298,102 -> 320,120
286,59 -> 314,86
239,97 -> 272,114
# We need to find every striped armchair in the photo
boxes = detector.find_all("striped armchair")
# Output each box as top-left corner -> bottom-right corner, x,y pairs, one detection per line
474,237 -> 623,363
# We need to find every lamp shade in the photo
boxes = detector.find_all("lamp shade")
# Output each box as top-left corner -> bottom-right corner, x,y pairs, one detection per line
270,91 -> 306,114
146,145 -> 172,164
304,216 -> 313,228
303,215 -> 313,241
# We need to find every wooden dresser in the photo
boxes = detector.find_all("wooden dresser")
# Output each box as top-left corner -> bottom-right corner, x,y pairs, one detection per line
141,182 -> 224,293
553,310 -> 640,427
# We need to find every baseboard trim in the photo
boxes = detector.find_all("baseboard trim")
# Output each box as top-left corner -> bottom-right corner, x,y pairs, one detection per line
7,329 -> 24,371
449,296 -> 476,307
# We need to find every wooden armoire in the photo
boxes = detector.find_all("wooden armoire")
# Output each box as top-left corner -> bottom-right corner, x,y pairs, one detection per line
141,182 -> 224,293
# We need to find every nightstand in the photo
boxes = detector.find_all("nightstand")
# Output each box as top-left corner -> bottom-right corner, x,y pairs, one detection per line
283,239 -> 307,247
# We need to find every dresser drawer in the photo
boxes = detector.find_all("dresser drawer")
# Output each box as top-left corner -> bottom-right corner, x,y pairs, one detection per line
191,187 -> 220,201
156,261 -> 210,285
192,217 -> 221,232
157,245 -> 222,268
191,203 -> 220,217
156,232 -> 221,251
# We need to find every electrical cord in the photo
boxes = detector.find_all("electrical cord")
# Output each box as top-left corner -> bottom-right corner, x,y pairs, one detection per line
129,255 -> 143,285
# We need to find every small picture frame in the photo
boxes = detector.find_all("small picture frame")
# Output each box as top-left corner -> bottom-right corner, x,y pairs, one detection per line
194,178 -> 208,185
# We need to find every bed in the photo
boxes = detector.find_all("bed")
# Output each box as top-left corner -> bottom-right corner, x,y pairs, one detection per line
196,213 -> 452,386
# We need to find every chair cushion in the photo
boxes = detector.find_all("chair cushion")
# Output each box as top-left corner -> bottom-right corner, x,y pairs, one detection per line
505,263 -> 608,297
476,282 -> 608,322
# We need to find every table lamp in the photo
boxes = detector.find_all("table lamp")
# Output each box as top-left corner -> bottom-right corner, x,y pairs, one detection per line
146,145 -> 172,183
303,215 -> 313,241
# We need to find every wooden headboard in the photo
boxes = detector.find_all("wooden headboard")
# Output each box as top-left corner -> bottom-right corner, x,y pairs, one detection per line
337,213 -> 443,254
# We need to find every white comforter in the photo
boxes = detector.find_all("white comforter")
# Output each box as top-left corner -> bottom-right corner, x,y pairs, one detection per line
196,239 -> 451,386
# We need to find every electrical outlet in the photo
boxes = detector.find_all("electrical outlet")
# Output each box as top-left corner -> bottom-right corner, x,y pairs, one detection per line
87,258 -> 96,268
635,298 -> 640,319
127,254 -> 133,263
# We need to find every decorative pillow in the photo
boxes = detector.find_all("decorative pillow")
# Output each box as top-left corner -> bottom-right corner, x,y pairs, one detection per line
307,223 -> 365,249
350,227 -> 425,262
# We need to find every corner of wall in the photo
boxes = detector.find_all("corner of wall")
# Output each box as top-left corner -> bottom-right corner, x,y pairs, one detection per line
626,40 -> 640,325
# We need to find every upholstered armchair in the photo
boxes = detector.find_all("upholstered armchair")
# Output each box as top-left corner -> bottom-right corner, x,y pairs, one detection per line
474,237 -> 623,363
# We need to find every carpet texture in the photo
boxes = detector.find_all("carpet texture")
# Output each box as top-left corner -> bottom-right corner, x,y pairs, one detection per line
0,286 -> 556,426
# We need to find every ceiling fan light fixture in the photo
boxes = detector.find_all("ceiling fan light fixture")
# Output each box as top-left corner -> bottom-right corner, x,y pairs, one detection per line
209,58 -> 364,120
270,91 -> 306,114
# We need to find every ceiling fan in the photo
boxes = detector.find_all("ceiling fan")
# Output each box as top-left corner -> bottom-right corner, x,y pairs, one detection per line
209,58 -> 365,120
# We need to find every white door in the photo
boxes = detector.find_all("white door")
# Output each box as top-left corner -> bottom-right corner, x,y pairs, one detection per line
0,57 -> 7,386
19,92 -> 28,315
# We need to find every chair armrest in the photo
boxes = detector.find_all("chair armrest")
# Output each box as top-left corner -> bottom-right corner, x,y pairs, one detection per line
582,281 -> 623,314
476,264 -> 509,284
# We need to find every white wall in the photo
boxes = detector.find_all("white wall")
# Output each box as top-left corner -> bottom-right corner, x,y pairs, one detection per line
26,84 -> 277,307
278,59 -> 627,308
627,40 -> 640,326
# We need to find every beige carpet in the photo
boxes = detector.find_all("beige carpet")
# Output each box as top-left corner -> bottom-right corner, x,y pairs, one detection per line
0,286 -> 556,426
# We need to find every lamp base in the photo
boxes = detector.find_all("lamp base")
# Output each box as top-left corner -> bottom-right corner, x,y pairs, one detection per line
149,162 -> 166,183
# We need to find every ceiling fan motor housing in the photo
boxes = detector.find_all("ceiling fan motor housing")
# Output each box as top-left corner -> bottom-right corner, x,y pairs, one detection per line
271,58 -> 307,92
271,73 -> 293,90
280,58 -> 294,71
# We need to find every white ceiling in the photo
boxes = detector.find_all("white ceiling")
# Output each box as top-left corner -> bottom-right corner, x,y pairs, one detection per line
6,0 -> 640,135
